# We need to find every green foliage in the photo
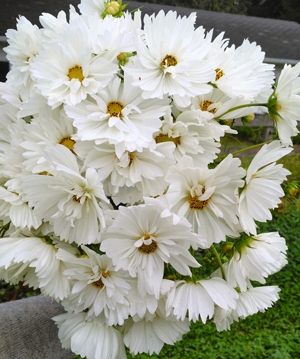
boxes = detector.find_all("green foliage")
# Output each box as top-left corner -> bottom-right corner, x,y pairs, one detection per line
233,126 -> 264,144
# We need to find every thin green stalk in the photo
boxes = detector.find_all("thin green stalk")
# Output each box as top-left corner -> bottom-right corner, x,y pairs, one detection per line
229,140 -> 272,156
190,247 -> 195,274
215,103 -> 268,120
211,244 -> 226,280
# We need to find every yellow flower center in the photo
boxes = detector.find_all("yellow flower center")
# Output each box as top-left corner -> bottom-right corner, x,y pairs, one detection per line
72,195 -> 88,203
128,152 -> 135,165
160,55 -> 178,69
68,65 -> 84,82
107,101 -> 124,117
137,234 -> 158,254
215,68 -> 225,81
91,272 -> 108,289
155,133 -> 181,147
199,100 -> 217,114
38,171 -> 53,176
187,186 -> 212,210
59,136 -> 76,154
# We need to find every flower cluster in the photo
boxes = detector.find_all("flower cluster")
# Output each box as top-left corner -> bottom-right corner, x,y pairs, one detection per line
0,0 -> 299,358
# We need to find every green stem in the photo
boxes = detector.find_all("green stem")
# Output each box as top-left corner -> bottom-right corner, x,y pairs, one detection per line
211,244 -> 226,280
215,103 -> 268,120
190,247 -> 195,274
229,140 -> 272,156
0,221 -> 10,238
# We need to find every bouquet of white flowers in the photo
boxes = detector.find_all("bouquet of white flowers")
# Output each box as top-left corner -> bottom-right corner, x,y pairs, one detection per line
0,0 -> 299,358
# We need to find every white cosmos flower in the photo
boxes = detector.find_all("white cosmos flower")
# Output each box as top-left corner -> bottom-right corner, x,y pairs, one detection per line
0,186 -> 41,229
154,109 -> 220,167
214,286 -> 280,331
86,14 -> 137,63
239,140 -> 292,235
101,203 -> 201,299
166,155 -> 245,244
4,16 -> 43,100
78,0 -> 106,16
165,277 -> 238,323
21,144 -> 109,244
211,39 -> 274,101
269,62 -> 300,146
81,141 -> 175,205
175,91 -> 241,144
65,74 -> 170,156
124,10 -> 217,107
188,88 -> 257,122
39,6 -> 79,42
0,261 -> 39,289
20,108 -> 77,174
0,235 -> 71,300
219,232 -> 287,291
127,278 -> 159,318
58,246 -> 131,325
31,18 -> 118,107
123,311 -> 190,356
53,311 -> 127,359
0,84 -> 22,170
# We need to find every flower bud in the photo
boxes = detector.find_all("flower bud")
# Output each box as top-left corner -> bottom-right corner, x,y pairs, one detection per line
242,113 -> 255,124
221,242 -> 234,254
285,182 -> 298,197
117,52 -> 128,61
107,1 -> 121,15
223,119 -> 231,126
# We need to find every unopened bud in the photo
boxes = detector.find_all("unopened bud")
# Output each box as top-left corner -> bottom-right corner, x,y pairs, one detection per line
107,1 -> 121,15
221,242 -> 234,254
242,113 -> 255,124
288,188 -> 298,197
285,182 -> 299,197
223,119 -> 231,126
117,52 -> 128,61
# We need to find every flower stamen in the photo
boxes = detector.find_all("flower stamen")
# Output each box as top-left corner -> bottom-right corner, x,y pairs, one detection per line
128,153 -> 135,164
68,65 -> 84,82
59,136 -> 76,154
160,55 -> 178,69
137,234 -> 158,254
107,101 -> 124,117
215,68 -> 225,81
92,278 -> 105,289
155,133 -> 181,146
187,186 -> 212,210
200,100 -> 217,114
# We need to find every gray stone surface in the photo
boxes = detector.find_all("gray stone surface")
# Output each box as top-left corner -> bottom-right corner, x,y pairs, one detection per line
0,296 -> 74,359
0,0 -> 299,61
